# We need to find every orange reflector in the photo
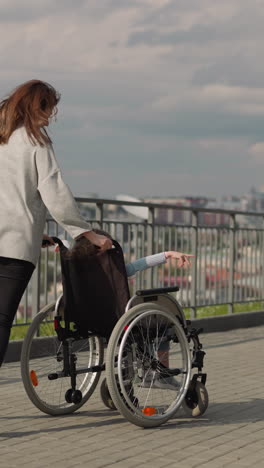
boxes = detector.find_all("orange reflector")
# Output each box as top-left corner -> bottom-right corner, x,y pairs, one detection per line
30,370 -> 38,387
142,407 -> 157,416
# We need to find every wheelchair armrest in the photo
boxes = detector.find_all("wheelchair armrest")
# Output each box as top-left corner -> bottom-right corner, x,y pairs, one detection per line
136,286 -> 179,296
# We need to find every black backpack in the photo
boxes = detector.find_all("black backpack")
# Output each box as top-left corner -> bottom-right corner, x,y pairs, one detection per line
59,239 -> 130,338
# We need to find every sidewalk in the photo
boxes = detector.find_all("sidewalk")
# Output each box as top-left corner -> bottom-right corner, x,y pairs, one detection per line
0,326 -> 264,468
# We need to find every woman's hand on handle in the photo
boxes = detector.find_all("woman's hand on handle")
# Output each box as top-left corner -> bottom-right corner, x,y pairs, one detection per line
42,234 -> 56,247
82,231 -> 112,252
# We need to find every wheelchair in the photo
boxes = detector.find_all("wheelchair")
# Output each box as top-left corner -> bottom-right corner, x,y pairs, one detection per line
20,243 -> 208,428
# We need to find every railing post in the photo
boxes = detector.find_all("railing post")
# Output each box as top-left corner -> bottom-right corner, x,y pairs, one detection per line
228,214 -> 236,314
259,216 -> 264,300
190,211 -> 198,318
262,216 -> 264,299
31,259 -> 41,319
147,206 -> 155,288
96,202 -> 104,228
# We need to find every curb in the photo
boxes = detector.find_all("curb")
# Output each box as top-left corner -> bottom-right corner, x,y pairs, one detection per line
190,309 -> 264,333
5,310 -> 264,364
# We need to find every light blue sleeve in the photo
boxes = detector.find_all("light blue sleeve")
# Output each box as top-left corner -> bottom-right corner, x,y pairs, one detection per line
125,252 -> 166,277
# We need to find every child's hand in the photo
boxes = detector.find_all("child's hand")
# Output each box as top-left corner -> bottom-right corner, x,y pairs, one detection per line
165,251 -> 194,268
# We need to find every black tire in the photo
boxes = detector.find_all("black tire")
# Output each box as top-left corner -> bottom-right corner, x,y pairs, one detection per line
21,300 -> 104,415
106,303 -> 192,428
182,381 -> 209,417
100,378 -> 117,410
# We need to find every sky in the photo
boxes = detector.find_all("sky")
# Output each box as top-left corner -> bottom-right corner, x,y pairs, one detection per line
1,0 -> 264,200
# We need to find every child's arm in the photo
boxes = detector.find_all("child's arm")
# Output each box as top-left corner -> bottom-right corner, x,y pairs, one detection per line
125,251 -> 194,277
126,252 -> 166,277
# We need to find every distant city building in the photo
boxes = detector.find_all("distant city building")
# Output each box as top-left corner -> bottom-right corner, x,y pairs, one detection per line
242,187 -> 264,212
73,188 -> 264,227
143,196 -> 210,225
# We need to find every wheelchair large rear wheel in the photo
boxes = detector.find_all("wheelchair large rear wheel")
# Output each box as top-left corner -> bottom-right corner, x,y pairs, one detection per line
106,303 -> 192,428
21,300 -> 104,415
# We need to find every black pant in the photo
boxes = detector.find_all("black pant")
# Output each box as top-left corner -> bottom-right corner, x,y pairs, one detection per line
0,257 -> 35,366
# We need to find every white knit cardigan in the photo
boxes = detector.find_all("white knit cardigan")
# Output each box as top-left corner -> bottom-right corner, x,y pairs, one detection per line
0,127 -> 91,265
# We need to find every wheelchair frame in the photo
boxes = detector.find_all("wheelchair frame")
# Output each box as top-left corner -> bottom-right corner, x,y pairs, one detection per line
21,284 -> 208,428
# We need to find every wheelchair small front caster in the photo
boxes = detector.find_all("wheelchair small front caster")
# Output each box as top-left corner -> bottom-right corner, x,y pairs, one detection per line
100,378 -> 117,410
65,389 -> 83,404
182,381 -> 209,417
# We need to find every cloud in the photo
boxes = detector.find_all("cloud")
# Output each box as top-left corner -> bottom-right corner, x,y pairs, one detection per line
128,0 -> 261,47
0,0 -> 94,26
193,54 -> 264,89
127,23 -> 235,48
152,84 -> 264,112
248,142 -> 264,165
1,0 -> 264,198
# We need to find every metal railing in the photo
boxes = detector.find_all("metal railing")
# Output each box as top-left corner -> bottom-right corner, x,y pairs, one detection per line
15,197 -> 264,327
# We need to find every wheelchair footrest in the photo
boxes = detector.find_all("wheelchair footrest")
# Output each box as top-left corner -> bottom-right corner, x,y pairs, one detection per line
159,365 -> 184,377
75,364 -> 105,375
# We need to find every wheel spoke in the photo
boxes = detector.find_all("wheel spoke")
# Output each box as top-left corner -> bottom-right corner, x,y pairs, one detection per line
21,300 -> 104,415
106,303 -> 192,428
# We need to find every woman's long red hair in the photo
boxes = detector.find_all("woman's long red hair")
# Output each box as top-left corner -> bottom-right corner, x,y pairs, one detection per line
0,79 -> 60,146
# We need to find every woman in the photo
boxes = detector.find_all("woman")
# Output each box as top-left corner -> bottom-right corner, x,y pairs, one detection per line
0,79 -> 112,366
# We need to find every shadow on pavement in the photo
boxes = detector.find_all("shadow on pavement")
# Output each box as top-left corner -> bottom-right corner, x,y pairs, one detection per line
160,398 -> 264,429
0,399 -> 264,438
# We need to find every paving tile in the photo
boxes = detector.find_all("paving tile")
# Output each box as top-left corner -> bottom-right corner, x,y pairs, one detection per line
0,326 -> 264,468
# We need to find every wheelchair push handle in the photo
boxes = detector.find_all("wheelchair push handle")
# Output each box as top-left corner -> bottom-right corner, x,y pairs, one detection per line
42,236 -> 117,250
42,236 -> 64,247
